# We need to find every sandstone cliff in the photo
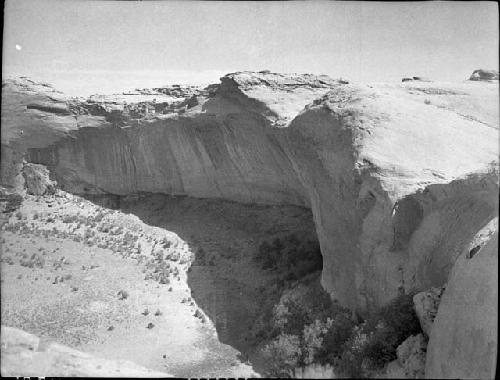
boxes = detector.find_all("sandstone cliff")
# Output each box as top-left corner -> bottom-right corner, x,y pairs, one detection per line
1,72 -> 498,315
425,218 -> 498,379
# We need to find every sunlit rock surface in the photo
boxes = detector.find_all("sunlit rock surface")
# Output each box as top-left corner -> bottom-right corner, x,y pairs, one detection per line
425,218 -> 498,379
2,72 -> 498,314
0,325 -> 171,377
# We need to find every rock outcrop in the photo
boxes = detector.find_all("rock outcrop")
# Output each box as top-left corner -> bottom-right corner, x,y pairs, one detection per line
424,218 -> 498,379
0,325 -> 171,377
396,334 -> 427,378
382,334 -> 427,379
1,72 -> 498,315
412,286 -> 445,337
469,69 -> 499,81
22,162 -> 57,195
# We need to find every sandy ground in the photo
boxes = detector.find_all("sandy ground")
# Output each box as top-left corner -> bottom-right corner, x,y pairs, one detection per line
118,194 -> 318,371
1,191 -> 258,377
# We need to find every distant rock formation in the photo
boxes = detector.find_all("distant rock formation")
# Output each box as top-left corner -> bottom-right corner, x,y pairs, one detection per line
0,326 -> 171,377
401,76 -> 432,82
469,69 -> 499,81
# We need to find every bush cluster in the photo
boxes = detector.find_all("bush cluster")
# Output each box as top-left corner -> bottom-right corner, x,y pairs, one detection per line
260,293 -> 422,378
1,192 -> 23,213
255,233 -> 322,282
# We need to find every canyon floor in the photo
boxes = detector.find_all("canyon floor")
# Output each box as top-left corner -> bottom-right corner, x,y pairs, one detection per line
1,189 -> 318,377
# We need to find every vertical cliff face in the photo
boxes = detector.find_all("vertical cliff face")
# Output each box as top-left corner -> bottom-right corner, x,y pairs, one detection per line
2,73 -> 499,314
279,83 -> 499,311
425,219 -> 498,379
44,115 -> 307,206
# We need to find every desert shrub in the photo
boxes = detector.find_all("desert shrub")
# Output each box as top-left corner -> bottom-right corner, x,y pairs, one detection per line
316,311 -> 355,364
261,334 -> 302,378
256,240 -> 276,269
249,282 -> 284,343
20,253 -> 45,268
375,293 -> 421,341
302,318 -> 333,365
94,211 -> 106,223
1,193 -> 23,213
255,234 -> 322,281
62,214 -> 76,223
336,343 -> 365,378
196,247 -> 206,265
117,290 -> 129,300
274,298 -> 313,336
334,294 -> 421,377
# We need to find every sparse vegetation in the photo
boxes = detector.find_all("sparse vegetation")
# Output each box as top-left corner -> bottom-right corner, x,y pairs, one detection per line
255,233 -> 323,283
258,290 -> 422,378
261,334 -> 302,377
0,191 -> 23,213
117,290 -> 129,300
19,252 -> 45,268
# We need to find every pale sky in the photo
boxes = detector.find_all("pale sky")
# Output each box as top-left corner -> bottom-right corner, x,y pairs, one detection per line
2,0 -> 499,95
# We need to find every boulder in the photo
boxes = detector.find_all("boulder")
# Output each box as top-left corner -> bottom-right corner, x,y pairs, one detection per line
469,69 -> 499,81
396,334 -> 427,379
381,334 -> 427,379
0,325 -> 171,377
22,163 -> 56,195
412,286 -> 445,336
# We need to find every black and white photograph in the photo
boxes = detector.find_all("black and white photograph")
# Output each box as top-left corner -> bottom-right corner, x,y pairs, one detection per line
1,1 -> 498,378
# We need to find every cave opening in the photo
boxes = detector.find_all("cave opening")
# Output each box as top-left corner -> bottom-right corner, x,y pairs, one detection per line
78,191 -> 423,378
84,192 -> 328,375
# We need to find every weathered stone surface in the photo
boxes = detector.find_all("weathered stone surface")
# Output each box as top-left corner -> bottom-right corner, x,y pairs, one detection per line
469,69 -> 499,81
413,286 -> 445,336
1,72 -> 498,314
396,334 -> 427,379
425,219 -> 498,379
0,325 -> 171,377
22,163 -> 57,195
381,334 -> 427,379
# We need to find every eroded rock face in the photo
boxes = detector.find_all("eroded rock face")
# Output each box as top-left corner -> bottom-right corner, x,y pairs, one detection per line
22,163 -> 57,195
1,72 -> 499,314
413,286 -> 445,337
0,325 -> 170,377
425,219 -> 498,379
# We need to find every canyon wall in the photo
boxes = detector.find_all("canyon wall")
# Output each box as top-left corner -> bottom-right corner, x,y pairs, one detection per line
2,73 -> 498,314
425,218 -> 498,379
